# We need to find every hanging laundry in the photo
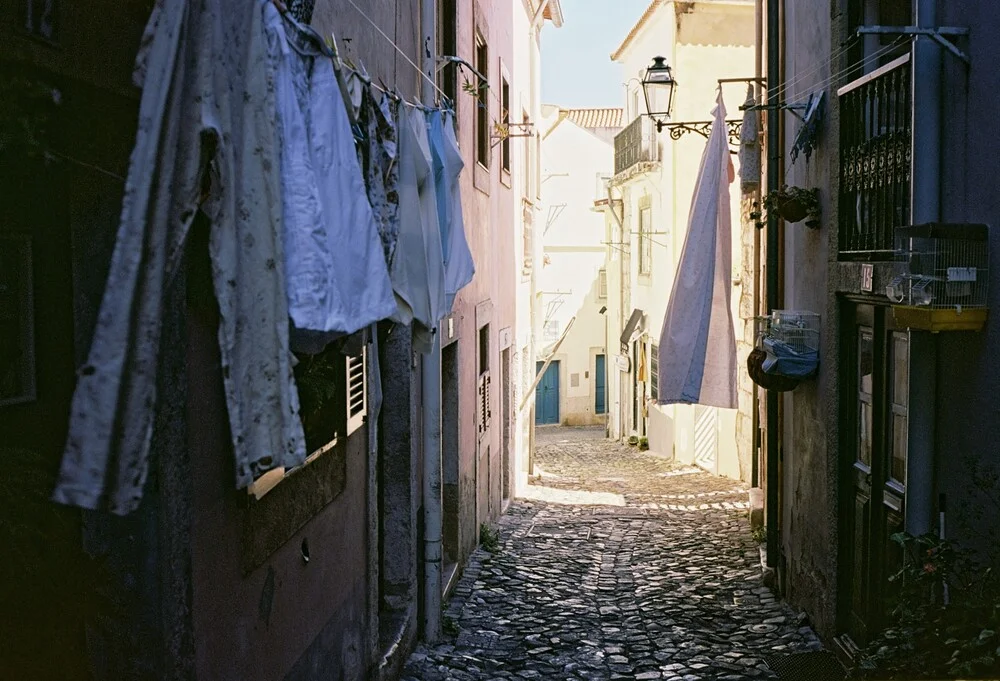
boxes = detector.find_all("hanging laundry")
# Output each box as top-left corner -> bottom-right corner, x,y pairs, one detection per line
53,0 -> 307,513
739,84 -> 760,191
657,89 -> 738,409
266,5 -> 396,351
390,105 -> 447,352
428,109 -> 475,312
355,84 -> 402,268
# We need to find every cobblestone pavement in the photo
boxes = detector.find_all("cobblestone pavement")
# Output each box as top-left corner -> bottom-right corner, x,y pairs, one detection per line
402,427 -> 825,681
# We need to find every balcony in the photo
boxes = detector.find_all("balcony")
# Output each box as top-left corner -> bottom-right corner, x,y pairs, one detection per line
838,54 -> 912,259
614,115 -> 660,176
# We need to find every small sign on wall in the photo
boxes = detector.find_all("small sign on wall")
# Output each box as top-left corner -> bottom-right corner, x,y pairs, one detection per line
861,263 -> 874,293
499,326 -> 512,350
615,354 -> 631,372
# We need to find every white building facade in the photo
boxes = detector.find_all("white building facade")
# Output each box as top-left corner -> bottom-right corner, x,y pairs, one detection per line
536,107 -> 622,427
601,0 -> 755,480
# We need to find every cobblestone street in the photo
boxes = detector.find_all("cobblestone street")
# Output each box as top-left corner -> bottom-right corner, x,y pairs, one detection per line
402,427 -> 829,681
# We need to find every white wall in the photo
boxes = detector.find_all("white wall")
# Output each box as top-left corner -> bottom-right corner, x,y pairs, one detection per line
539,111 -> 617,425
511,0 -> 544,495
604,0 -> 754,479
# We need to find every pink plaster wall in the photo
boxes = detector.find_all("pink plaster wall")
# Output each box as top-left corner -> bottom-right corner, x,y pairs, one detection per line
448,0 -> 516,559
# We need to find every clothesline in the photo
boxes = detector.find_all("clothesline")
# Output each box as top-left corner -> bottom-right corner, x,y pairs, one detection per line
339,0 -> 508,128
342,0 -> 449,105
766,35 -> 859,102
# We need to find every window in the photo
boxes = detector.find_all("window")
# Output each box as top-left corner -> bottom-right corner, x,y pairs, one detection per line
598,269 -> 608,299
639,206 -> 652,275
250,343 -> 367,499
501,74 -> 511,173
650,343 -> 659,401
543,320 -> 559,342
475,32 -> 490,167
438,0 -> 458,112
24,0 -> 57,41
479,324 -> 490,376
478,324 -> 491,435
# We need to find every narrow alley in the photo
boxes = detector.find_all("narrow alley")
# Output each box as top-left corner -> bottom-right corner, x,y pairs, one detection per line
402,428 -> 832,681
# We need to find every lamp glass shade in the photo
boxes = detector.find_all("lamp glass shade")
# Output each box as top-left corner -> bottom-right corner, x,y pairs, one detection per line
641,56 -> 676,121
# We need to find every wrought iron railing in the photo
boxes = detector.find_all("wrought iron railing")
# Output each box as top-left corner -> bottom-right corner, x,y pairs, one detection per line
614,116 -> 659,176
838,54 -> 912,259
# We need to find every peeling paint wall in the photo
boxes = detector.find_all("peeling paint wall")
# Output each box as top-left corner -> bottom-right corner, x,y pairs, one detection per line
777,0 -> 840,640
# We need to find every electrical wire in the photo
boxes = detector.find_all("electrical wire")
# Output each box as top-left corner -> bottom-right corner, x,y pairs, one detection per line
766,37 -> 906,106
339,0 -> 509,135
765,35 -> 860,103
342,0 -> 450,104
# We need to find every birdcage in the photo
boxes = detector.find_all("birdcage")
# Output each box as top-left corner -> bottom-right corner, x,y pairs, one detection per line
748,311 -> 820,391
887,223 -> 990,332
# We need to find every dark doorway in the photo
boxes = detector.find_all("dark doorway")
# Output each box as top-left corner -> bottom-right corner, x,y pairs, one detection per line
441,341 -> 460,574
595,354 -> 607,414
501,347 -> 512,502
839,302 -> 908,648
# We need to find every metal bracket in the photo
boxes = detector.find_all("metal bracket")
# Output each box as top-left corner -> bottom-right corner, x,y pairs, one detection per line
856,25 -> 970,64
657,119 -> 743,147
491,121 -> 534,149
741,101 -> 809,121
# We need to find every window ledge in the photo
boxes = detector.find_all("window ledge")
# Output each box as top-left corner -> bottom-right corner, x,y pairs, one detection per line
474,162 -> 491,194
240,432 -> 353,573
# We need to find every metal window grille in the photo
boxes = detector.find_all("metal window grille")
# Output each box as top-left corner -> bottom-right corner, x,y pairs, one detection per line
838,55 -> 911,259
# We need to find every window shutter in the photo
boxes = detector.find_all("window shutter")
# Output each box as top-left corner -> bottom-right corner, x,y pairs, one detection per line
478,373 -> 491,435
346,347 -> 366,436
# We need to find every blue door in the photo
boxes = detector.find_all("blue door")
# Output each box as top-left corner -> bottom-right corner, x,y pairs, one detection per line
535,361 -> 560,425
594,355 -> 606,414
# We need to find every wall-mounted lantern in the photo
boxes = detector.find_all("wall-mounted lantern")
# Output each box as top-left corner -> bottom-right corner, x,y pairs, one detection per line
637,57 -> 761,147
641,56 -> 677,131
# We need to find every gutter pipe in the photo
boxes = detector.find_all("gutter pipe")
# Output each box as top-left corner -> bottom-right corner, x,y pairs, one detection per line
765,0 -> 780,568
420,0 -> 443,644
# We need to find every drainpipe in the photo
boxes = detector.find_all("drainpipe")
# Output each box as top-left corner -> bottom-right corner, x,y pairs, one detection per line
751,0 -> 763,490
526,0 -> 548,478
420,0 -> 443,644
764,0 -> 781,568
905,0 -> 941,537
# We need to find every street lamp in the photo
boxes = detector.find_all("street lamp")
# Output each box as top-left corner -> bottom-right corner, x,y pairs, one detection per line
641,56 -> 677,132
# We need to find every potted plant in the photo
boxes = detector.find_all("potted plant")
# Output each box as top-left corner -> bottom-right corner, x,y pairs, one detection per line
638,437 -> 649,451
627,435 -> 639,446
762,186 -> 821,228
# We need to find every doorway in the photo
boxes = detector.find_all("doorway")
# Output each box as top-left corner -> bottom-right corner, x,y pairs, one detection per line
839,302 -> 908,647
441,341 -> 460,572
535,361 -> 560,425
501,348 -> 512,502
595,354 -> 606,415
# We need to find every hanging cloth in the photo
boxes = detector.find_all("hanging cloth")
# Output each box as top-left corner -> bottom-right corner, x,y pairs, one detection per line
657,89 -> 738,409
361,90 -> 402,268
637,342 -> 648,383
53,0 -> 307,512
267,5 -> 396,350
739,84 -> 760,191
427,109 -> 475,312
390,105 -> 447,352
